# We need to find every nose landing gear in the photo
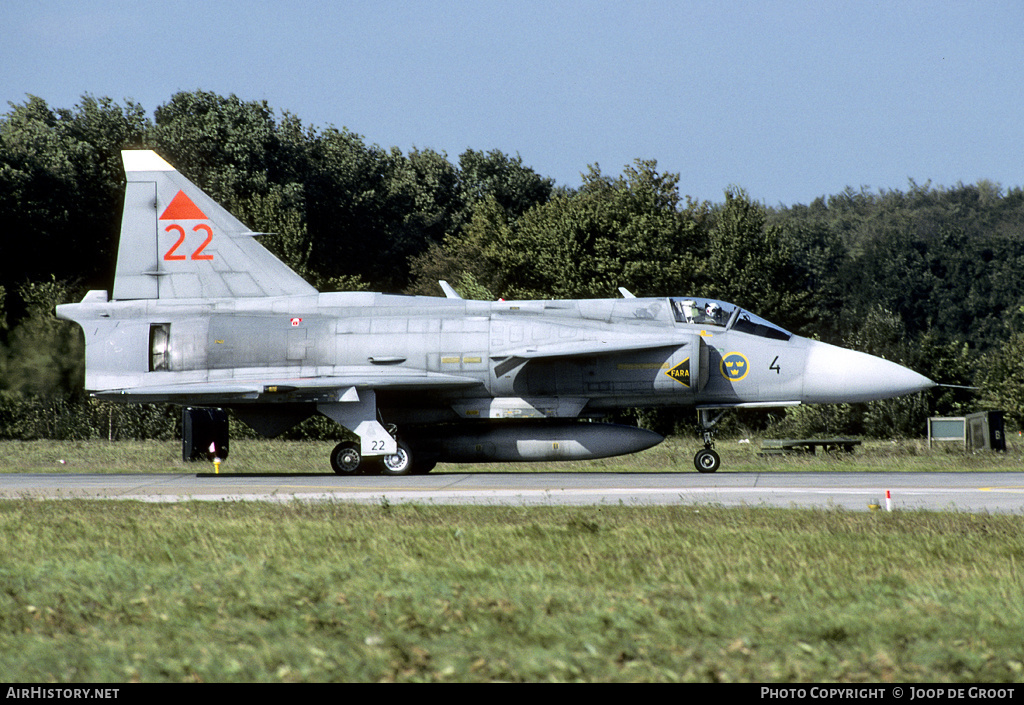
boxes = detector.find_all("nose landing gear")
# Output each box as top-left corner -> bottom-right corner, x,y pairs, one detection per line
693,409 -> 725,473
694,446 -> 721,473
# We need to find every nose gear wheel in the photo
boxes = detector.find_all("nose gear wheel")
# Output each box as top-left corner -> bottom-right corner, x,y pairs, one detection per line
694,447 -> 721,473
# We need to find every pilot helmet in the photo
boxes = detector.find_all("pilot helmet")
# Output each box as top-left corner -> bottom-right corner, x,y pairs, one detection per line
705,302 -> 721,316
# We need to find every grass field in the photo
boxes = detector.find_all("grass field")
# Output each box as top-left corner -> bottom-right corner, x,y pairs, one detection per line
1,438 -> 1023,682
3,436 -> 1024,474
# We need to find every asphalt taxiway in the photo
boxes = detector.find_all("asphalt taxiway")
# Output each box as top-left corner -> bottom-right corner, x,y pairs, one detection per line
1,471 -> 1022,513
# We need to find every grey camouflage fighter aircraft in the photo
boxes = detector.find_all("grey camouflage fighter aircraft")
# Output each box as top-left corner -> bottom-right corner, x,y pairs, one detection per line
56,150 -> 935,474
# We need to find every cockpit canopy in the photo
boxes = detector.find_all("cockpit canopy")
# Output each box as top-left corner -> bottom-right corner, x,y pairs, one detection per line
670,297 -> 791,341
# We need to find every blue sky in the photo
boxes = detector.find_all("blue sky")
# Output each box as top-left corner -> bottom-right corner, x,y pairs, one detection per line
3,0 -> 1022,206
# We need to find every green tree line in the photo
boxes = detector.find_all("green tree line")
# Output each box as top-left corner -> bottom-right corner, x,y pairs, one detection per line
3,90 -> 1023,441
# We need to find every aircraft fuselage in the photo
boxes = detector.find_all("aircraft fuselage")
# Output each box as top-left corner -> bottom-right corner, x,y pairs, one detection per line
62,292 -> 815,412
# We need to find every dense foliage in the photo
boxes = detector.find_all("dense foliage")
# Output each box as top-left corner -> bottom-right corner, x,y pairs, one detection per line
3,91 -> 1023,440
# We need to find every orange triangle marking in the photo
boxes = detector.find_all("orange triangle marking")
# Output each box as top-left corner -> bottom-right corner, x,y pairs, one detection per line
159,190 -> 208,220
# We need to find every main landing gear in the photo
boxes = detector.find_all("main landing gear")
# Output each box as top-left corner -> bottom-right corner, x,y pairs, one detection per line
693,409 -> 724,473
319,392 -> 434,476
330,437 -> 434,476
329,442 -> 362,475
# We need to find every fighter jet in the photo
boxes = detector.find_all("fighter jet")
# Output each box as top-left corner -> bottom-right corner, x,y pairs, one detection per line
56,150 -> 935,474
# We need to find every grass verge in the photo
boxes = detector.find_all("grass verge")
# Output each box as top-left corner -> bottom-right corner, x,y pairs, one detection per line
2,437 -> 1024,474
1,501 -> 1022,682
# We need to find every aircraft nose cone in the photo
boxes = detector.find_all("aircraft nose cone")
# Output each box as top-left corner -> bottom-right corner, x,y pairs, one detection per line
802,340 -> 934,404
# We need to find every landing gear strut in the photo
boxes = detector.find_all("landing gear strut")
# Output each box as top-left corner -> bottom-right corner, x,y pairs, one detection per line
694,409 -> 724,473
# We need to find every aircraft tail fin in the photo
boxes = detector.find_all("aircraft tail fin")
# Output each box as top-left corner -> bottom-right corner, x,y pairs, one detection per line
113,150 -> 317,300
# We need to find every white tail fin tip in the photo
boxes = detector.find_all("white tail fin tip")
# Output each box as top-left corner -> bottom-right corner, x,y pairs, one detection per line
122,150 -> 174,172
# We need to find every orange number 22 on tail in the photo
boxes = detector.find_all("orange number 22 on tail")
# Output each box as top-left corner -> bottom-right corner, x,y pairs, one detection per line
164,224 -> 214,261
